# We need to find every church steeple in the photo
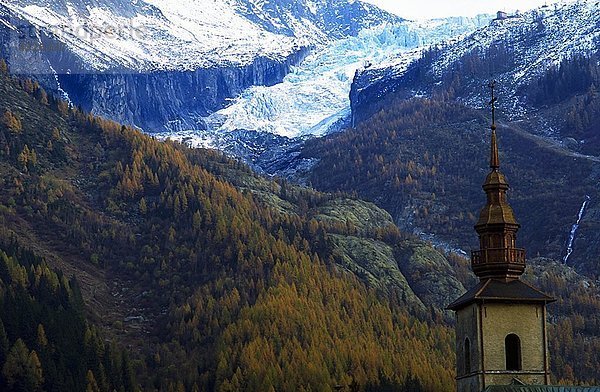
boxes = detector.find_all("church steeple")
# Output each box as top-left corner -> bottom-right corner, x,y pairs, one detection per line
471,81 -> 525,280
448,83 -> 555,391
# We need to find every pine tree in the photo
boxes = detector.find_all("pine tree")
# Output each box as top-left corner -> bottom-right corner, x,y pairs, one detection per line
86,370 -> 101,392
36,325 -> 48,349
0,59 -> 8,74
22,80 -> 35,94
121,351 -> 136,392
37,88 -> 48,105
192,211 -> 202,231
139,198 -> 147,215
17,146 -> 30,172
27,351 -> 43,391
0,318 -> 9,366
2,339 -> 44,392
2,110 -> 22,133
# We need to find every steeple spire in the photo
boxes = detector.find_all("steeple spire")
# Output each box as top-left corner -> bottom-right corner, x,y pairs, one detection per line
471,81 -> 525,280
490,129 -> 500,170
449,82 -> 556,392
489,81 -> 500,170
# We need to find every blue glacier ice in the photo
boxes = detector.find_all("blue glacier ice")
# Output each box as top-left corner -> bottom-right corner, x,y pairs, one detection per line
166,16 -> 491,144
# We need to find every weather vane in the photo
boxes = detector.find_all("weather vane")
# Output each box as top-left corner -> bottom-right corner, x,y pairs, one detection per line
488,80 -> 497,129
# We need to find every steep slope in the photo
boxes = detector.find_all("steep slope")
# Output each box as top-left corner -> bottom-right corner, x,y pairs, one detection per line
301,98 -> 600,274
1,60 -> 599,388
0,69 -> 461,390
296,95 -> 600,384
3,0 -> 399,71
161,16 -> 491,176
337,0 -> 600,271
0,239 -> 135,392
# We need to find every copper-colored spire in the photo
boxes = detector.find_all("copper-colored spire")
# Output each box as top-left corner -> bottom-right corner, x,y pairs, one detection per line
489,81 -> 500,170
471,81 -> 525,281
490,129 -> 500,170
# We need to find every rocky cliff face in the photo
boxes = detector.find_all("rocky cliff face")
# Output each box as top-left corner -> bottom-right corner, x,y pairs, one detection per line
0,9 -> 309,131
58,48 -> 310,132
1,0 -> 399,132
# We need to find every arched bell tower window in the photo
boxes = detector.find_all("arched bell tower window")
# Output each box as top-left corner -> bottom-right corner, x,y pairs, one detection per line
464,337 -> 471,373
505,334 -> 522,371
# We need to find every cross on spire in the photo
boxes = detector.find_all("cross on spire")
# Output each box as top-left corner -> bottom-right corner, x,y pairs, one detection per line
489,80 -> 498,131
488,81 -> 500,170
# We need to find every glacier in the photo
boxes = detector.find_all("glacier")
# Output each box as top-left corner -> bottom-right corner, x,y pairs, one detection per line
163,16 -> 491,145
1,0 -> 406,134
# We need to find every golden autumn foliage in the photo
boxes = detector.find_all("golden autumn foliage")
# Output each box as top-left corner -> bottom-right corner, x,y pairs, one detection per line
0,71 -> 456,391
1,64 -> 598,390
2,110 -> 22,133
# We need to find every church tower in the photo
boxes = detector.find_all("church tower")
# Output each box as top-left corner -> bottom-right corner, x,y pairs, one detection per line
448,82 -> 555,392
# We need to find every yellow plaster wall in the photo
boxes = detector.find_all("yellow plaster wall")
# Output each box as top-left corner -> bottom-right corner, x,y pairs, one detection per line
480,303 -> 545,372
455,302 -> 549,392
456,304 -> 483,392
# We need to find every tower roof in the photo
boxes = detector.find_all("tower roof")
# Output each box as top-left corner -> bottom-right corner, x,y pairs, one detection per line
476,170 -> 519,228
446,278 -> 555,310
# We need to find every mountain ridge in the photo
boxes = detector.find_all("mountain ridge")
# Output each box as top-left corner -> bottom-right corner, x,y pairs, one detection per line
351,0 -> 600,125
0,0 -> 404,134
2,0 -> 401,72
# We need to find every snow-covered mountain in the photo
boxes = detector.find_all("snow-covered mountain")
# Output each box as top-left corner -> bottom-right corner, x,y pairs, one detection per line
2,0 -> 399,71
160,14 -> 491,159
0,0 -> 401,131
351,0 -> 600,125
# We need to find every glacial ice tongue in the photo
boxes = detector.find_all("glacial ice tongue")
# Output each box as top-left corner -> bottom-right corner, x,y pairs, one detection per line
197,17 -> 491,140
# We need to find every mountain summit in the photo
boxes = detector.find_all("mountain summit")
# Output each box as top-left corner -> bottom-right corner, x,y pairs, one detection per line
2,0 -> 401,71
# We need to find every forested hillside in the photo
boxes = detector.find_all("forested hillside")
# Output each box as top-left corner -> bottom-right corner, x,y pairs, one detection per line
0,64 -> 459,390
301,96 -> 600,384
524,52 -> 600,155
0,237 -> 135,392
303,97 -> 600,273
0,62 -> 599,390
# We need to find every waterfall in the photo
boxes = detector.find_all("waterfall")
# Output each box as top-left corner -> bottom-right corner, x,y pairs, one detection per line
563,195 -> 591,264
48,63 -> 72,105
